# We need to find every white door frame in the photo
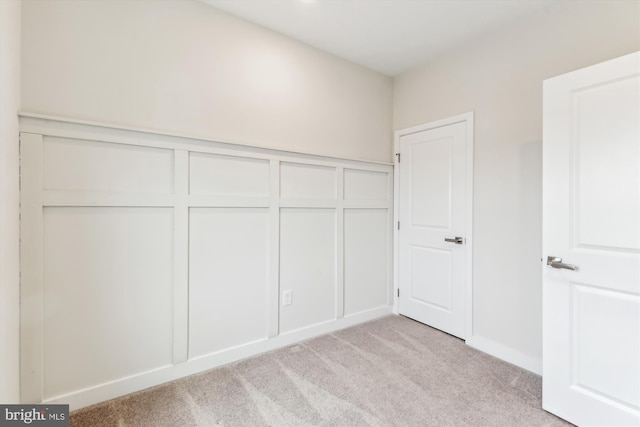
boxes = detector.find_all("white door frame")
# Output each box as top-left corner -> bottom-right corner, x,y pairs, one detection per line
393,112 -> 474,340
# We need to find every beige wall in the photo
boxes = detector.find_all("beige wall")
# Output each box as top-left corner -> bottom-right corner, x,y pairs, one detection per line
394,0 -> 640,368
0,0 -> 21,403
21,0 -> 393,163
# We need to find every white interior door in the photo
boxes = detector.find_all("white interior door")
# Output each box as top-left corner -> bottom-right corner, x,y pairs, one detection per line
397,115 -> 472,339
542,51 -> 640,426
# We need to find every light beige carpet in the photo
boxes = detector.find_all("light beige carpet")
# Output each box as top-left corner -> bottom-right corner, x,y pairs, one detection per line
70,315 -> 571,426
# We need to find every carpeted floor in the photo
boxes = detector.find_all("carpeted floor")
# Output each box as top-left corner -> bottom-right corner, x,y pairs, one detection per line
70,315 -> 571,426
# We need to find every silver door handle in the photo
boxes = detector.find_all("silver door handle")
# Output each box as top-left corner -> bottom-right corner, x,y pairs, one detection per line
546,256 -> 577,271
445,237 -> 464,244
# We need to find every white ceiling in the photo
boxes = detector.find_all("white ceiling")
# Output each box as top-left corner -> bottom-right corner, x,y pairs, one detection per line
201,0 -> 558,76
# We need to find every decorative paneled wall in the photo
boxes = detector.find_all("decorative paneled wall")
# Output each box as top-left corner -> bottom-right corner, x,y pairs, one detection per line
19,115 -> 393,410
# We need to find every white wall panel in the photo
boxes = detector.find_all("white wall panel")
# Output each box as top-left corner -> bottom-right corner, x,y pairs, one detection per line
189,152 -> 270,197
20,116 -> 393,410
189,208 -> 269,358
344,209 -> 389,315
280,162 -> 336,199
344,169 -> 388,201
280,208 -> 336,332
43,136 -> 173,194
42,207 -> 174,399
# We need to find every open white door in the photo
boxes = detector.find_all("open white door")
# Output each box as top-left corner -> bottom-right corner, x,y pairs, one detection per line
396,113 -> 473,339
543,52 -> 640,426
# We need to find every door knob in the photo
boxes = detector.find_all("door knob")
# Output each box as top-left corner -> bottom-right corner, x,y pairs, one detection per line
546,256 -> 577,271
444,237 -> 464,244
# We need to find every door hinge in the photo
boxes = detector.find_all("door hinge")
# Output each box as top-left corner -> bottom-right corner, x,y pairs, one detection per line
395,152 -> 400,163
397,221 -> 400,230
397,289 -> 400,298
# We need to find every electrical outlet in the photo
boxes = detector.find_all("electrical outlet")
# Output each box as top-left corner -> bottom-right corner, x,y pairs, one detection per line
282,290 -> 292,306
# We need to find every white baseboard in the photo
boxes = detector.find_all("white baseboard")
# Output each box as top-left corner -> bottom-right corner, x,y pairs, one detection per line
466,334 -> 542,375
47,306 -> 393,411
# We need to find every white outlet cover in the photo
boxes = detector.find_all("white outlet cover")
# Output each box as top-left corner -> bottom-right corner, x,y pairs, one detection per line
282,290 -> 292,306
